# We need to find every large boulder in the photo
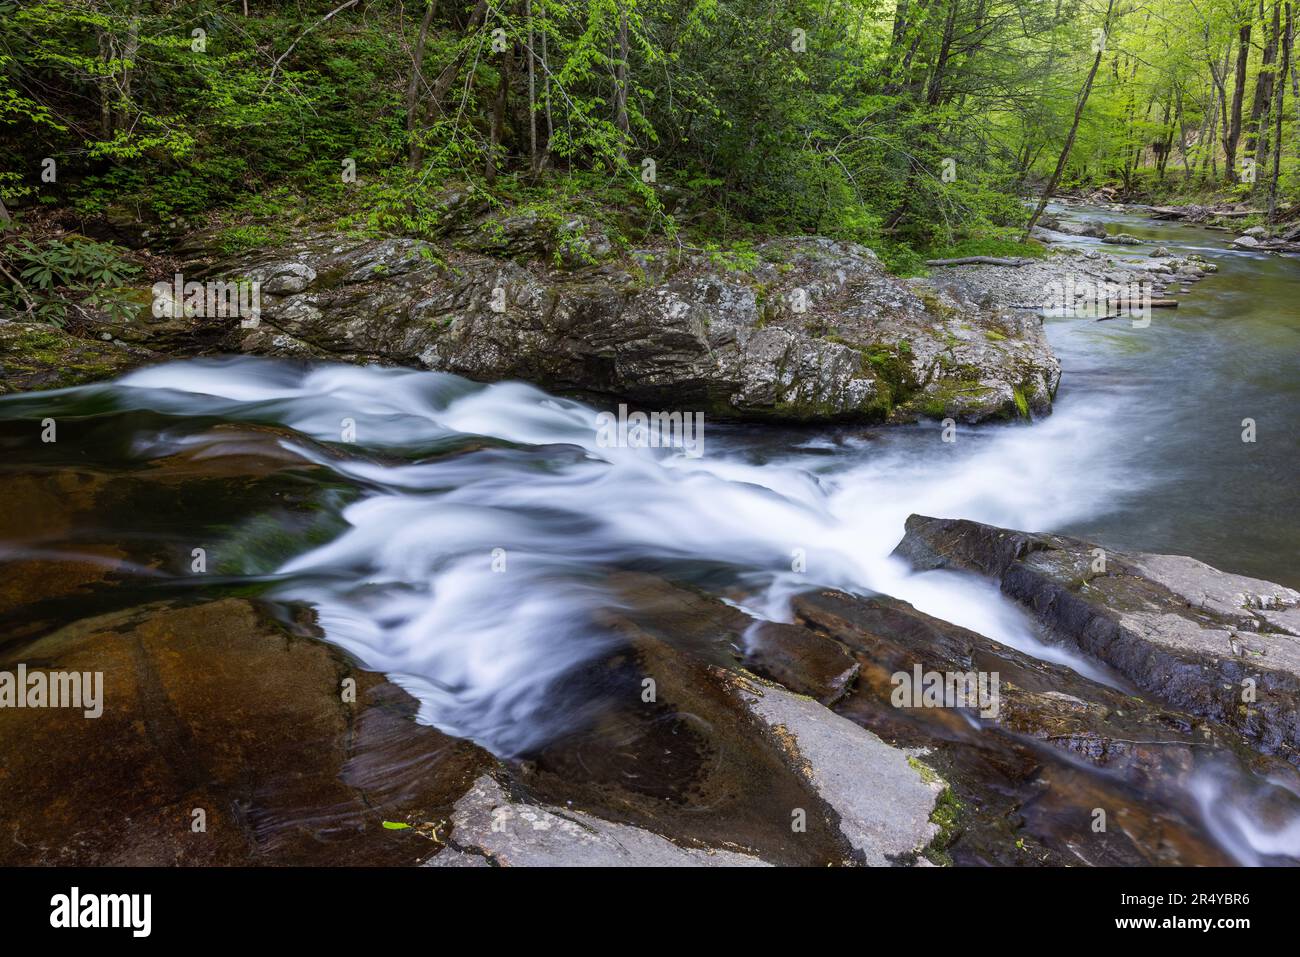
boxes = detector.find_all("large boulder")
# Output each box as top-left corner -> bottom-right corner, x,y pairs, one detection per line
892,514 -> 1300,763
1054,219 -> 1109,239
205,230 -> 1059,423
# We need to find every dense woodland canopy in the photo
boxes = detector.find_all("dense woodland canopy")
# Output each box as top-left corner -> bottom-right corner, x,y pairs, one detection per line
0,0 -> 1296,270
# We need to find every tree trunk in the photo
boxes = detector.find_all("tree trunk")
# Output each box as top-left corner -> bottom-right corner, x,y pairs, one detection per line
1023,0 -> 1118,240
1246,0 -> 1281,154
1269,2 -> 1293,222
615,1 -> 630,160
1225,20 -> 1251,182
405,0 -> 439,166
542,3 -> 553,164
526,0 -> 538,172
486,40 -> 511,184
924,0 -> 958,107
410,0 -> 490,169
118,1 -> 142,133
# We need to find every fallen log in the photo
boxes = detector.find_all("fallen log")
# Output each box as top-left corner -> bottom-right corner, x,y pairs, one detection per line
1012,299 -> 1179,312
925,256 -> 1036,267
1095,298 -> 1180,308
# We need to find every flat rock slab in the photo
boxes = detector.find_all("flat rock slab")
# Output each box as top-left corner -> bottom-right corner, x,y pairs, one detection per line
893,514 -> 1300,763
721,671 -> 943,865
426,775 -> 769,867
0,598 -> 489,865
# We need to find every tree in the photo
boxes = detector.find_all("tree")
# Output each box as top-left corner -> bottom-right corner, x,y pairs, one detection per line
1024,0 -> 1119,239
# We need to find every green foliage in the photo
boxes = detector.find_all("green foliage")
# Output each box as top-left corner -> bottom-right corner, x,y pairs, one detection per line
0,0 -> 1294,276
0,234 -> 141,325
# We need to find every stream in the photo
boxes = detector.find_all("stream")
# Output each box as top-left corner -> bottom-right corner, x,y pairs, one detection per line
1,205 -> 1296,865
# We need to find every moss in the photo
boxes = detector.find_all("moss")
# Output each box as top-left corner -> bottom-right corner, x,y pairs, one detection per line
907,755 -> 940,785
0,323 -> 138,393
924,786 -> 963,866
1012,386 -> 1030,419
984,329 -> 1006,342
907,757 -> 961,866
900,378 -> 992,420
917,289 -> 958,321
919,396 -> 949,418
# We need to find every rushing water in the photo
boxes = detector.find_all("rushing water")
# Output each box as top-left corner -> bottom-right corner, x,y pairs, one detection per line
0,206 -> 1295,863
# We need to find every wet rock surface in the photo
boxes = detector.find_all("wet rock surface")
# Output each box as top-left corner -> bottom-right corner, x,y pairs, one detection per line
791,589 -> 1300,865
721,669 -> 944,865
0,598 -> 491,865
893,514 -> 1300,765
195,230 -> 1059,424
741,619 -> 859,704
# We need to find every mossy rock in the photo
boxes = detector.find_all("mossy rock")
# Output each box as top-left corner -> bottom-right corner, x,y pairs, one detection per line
0,322 -> 155,394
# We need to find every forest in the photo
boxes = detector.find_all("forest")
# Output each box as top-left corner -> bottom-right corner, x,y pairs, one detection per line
1,0 -> 1296,284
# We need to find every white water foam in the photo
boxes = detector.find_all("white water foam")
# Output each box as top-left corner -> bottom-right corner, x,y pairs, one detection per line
115,358 -> 1136,750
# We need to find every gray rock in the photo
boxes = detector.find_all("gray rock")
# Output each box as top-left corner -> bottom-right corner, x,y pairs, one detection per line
892,514 -> 1300,762
1233,234 -> 1262,248
424,775 -> 770,867
1055,219 -> 1109,239
217,232 -> 1059,423
723,671 -> 944,864
1101,232 -> 1143,245
254,262 -> 318,295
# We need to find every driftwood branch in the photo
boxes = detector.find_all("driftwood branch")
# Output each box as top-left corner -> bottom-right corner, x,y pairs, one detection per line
262,0 -> 358,93
925,256 -> 1036,267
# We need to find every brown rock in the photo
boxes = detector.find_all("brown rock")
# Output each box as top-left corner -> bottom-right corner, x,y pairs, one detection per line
0,598 -> 490,865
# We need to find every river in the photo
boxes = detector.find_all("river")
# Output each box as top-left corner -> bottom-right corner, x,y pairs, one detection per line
0,205 -> 1295,864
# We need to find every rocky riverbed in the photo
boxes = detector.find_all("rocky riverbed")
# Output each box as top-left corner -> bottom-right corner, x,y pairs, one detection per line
1,359 -> 1297,867
1,203 -> 1295,867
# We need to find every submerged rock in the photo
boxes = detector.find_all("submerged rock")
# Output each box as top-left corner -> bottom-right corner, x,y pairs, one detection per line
741,619 -> 859,704
893,514 -> 1300,763
0,598 -> 491,865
